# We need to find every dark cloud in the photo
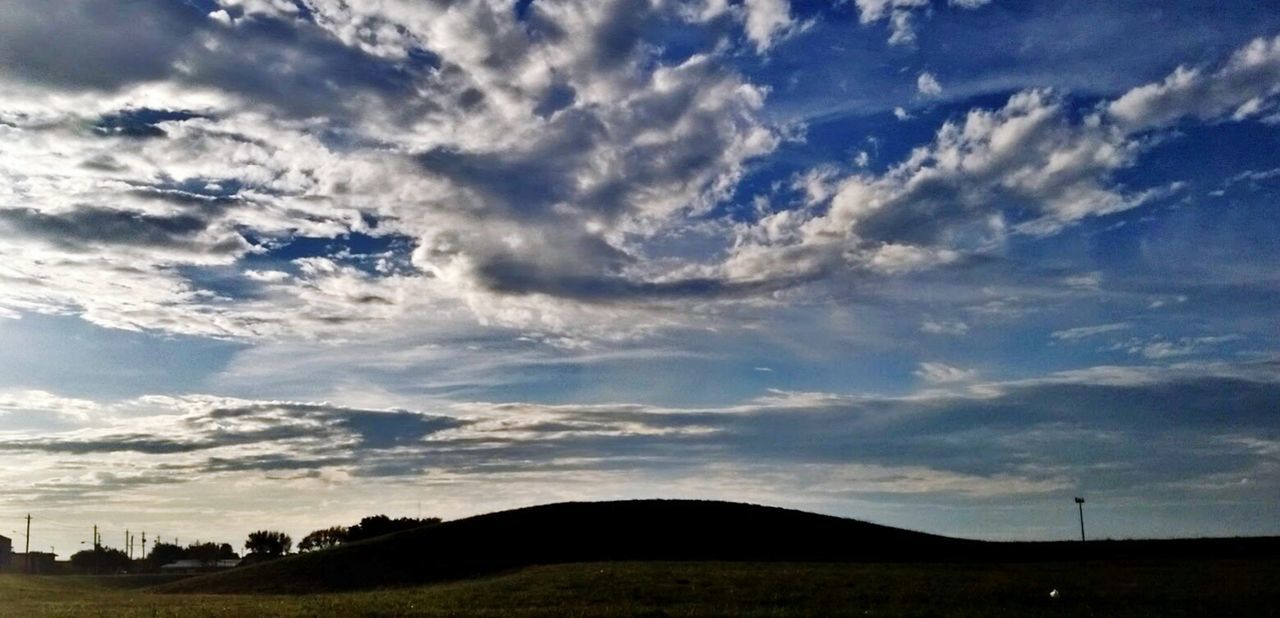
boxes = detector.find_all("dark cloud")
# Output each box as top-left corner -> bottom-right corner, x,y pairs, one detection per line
473,256 -> 722,300
0,435 -> 208,455
0,206 -> 238,254
2,400 -> 466,456
94,109 -> 206,139
203,454 -> 356,473
182,15 -> 424,119
0,1 -> 426,121
415,108 -> 609,219
0,0 -> 204,89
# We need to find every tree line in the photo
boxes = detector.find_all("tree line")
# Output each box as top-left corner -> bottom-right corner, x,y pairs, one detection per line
65,515 -> 440,573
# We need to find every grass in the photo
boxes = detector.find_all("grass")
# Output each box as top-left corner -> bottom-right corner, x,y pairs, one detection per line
2,559 -> 1277,617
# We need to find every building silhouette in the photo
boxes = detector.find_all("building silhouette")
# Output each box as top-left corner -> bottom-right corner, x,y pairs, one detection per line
0,534 -> 10,570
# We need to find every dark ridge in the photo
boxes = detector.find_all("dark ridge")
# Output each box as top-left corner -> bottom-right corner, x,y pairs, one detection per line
154,499 -> 1280,594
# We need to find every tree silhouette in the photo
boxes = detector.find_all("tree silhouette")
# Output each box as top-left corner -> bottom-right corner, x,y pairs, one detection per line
244,530 -> 292,558
299,526 -> 349,552
70,546 -> 131,574
187,541 -> 238,562
146,542 -> 185,568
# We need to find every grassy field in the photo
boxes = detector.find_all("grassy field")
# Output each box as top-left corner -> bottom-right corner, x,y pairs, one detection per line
2,559 -> 1278,617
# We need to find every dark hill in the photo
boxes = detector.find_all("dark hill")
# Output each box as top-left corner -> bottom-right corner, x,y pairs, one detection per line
155,499 -> 975,593
156,499 -> 1280,594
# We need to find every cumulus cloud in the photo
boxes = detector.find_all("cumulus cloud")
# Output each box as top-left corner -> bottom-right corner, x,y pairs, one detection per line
721,88 -> 1142,285
743,0 -> 800,53
0,0 -> 785,342
721,33 -> 1280,296
1107,34 -> 1280,130
2,4 -> 1279,349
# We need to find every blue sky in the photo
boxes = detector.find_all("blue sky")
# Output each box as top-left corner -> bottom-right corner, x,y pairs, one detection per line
1,0 -> 1278,554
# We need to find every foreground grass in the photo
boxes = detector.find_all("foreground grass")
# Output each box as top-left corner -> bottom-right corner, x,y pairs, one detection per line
1,559 -> 1277,617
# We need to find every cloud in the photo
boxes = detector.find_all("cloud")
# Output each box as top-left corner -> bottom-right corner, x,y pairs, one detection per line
921,319 -> 969,336
1,5 -> 1278,350
0,0 -> 785,342
4,358 -> 1276,500
0,390 -> 101,425
916,71 -> 943,96
1051,322 -> 1131,341
914,362 -> 976,383
1107,34 -> 1280,130
0,397 -> 466,456
720,33 -> 1280,297
721,88 -> 1142,285
0,0 -> 203,89
1112,334 -> 1243,360
855,0 -> 990,46
743,0 -> 800,53
3,358 -> 1278,545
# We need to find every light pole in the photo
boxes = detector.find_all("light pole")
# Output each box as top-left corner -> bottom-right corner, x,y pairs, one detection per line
1074,497 -> 1086,542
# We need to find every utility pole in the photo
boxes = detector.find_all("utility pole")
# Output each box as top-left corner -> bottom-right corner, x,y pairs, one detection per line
1075,497 -> 1086,542
93,524 -> 98,550
24,514 -> 31,574
125,530 -> 129,554
142,532 -> 147,559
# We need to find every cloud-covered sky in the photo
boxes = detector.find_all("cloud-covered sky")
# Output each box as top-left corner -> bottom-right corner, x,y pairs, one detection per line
2,0 -> 1278,552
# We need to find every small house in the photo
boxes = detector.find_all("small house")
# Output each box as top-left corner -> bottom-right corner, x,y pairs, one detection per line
160,558 -> 241,574
11,552 -> 57,574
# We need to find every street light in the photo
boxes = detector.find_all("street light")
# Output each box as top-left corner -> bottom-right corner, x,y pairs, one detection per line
1074,497 -> 1086,542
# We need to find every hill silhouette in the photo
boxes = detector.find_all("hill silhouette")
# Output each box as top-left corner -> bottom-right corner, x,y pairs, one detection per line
156,499 -> 1280,594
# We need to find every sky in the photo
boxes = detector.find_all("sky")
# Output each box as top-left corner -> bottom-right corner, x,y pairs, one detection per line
1,0 -> 1279,556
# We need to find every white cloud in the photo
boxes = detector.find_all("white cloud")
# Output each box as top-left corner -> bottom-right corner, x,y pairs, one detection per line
1062,272 -> 1102,290
1115,335 -> 1243,360
855,0 -> 989,46
1051,322 -> 1130,341
743,0 -> 799,53
914,361 -> 977,383
921,319 -> 970,335
721,88 -> 1142,285
916,71 -> 943,96
0,390 -> 101,424
1108,34 -> 1280,130
893,106 -> 913,120
722,34 -> 1280,295
208,10 -> 233,26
